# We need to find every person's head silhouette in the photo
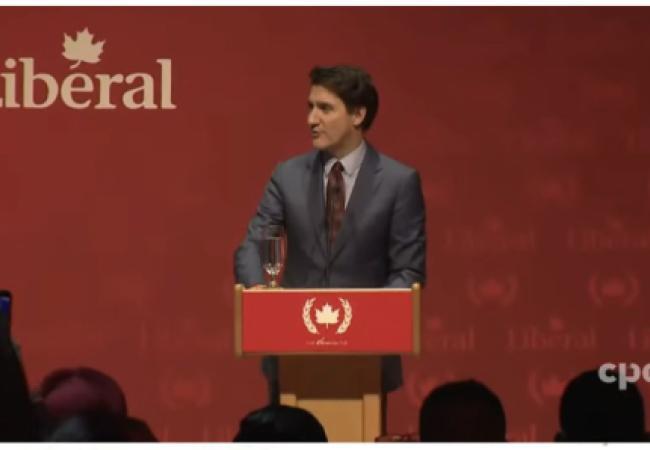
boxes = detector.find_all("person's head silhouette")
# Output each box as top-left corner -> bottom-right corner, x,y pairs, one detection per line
419,379 -> 506,442
233,404 -> 327,442
557,368 -> 646,442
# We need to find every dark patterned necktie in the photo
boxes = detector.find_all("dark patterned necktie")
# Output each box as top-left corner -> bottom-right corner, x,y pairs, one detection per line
326,161 -> 346,249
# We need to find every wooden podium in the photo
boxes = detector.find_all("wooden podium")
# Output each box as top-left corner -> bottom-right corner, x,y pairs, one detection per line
234,284 -> 420,442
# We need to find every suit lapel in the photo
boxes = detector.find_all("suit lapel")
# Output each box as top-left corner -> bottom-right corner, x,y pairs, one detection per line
306,151 -> 328,260
330,146 -> 382,262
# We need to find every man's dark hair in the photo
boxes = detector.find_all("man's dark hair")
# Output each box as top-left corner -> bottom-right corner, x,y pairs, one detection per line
419,379 -> 507,442
309,65 -> 379,131
557,369 -> 646,442
233,404 -> 327,442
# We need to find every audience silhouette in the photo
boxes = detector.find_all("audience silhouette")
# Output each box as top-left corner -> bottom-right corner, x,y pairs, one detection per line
233,404 -> 327,442
36,367 -> 127,419
419,379 -> 507,442
46,412 -> 131,442
556,368 -> 647,442
0,314 -> 38,441
32,366 -> 156,442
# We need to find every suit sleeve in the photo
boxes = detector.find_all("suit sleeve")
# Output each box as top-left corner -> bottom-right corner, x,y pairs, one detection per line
234,166 -> 285,287
385,170 -> 426,288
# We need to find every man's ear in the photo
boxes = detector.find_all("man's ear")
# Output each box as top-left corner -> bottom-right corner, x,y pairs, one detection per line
351,106 -> 367,128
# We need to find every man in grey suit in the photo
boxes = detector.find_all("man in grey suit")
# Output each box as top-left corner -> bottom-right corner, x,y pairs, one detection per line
234,65 -> 426,395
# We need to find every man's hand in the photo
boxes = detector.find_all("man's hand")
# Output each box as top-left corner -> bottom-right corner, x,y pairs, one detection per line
249,284 -> 266,290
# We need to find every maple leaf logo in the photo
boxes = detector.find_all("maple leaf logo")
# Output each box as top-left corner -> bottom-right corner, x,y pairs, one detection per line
62,28 -> 105,69
315,303 -> 339,328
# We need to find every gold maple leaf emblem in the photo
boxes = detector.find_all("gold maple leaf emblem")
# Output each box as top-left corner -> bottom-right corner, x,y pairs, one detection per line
315,303 -> 339,328
62,28 -> 105,69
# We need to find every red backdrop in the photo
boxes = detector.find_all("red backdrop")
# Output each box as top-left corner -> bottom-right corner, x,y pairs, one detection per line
1,6 -> 649,441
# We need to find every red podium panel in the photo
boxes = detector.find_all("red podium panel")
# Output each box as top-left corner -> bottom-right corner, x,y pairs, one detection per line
234,286 -> 420,355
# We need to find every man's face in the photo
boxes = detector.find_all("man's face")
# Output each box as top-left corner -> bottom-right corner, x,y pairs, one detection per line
307,85 -> 365,154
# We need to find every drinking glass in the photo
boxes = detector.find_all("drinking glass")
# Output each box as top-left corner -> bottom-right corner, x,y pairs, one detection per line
260,224 -> 285,287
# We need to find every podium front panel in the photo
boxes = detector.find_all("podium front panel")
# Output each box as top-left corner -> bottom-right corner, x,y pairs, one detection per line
237,288 -> 415,354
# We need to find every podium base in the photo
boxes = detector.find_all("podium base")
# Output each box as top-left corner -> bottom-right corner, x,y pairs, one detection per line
278,355 -> 383,442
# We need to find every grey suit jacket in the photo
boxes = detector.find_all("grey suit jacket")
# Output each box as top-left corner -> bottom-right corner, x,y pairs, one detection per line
234,145 -> 426,391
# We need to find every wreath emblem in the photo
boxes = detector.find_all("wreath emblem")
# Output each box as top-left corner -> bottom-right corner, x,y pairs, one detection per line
303,297 -> 353,335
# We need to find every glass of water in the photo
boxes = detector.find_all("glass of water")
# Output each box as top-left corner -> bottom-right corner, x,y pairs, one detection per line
261,224 -> 285,287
